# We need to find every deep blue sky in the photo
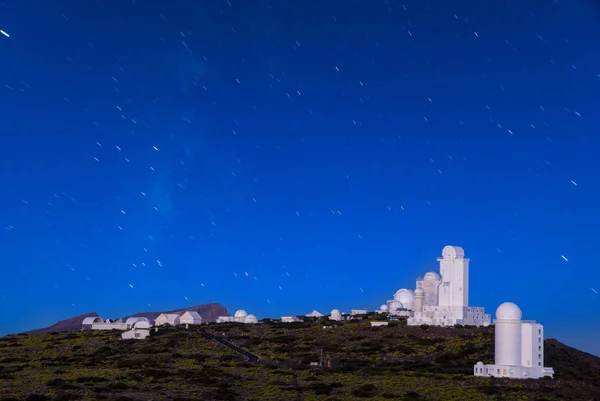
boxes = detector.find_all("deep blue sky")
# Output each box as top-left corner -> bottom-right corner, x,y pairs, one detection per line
1,0 -> 599,355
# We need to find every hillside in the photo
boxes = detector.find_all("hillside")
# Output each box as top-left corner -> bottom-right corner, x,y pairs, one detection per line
23,303 -> 228,334
1,318 -> 599,400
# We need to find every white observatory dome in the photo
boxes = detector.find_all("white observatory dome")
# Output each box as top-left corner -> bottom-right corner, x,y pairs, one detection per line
495,302 -> 522,321
244,314 -> 258,324
424,271 -> 440,281
380,304 -> 389,312
393,288 -> 413,302
330,309 -> 342,321
393,289 -> 414,308
234,310 -> 248,318
442,245 -> 465,259
388,300 -> 403,312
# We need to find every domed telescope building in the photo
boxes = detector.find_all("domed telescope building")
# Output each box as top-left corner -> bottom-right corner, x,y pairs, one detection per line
474,302 -> 554,379
385,245 -> 491,326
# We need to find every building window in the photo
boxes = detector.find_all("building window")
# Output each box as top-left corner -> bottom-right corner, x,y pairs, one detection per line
539,338 -> 541,343
538,354 -> 541,358
539,329 -> 541,334
539,346 -> 541,351
538,362 -> 541,366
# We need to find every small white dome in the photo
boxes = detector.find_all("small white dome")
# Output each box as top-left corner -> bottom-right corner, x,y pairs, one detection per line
496,302 -> 522,321
380,304 -> 389,311
329,309 -> 342,321
234,310 -> 248,318
388,300 -> 402,312
424,271 -> 440,281
244,314 -> 258,324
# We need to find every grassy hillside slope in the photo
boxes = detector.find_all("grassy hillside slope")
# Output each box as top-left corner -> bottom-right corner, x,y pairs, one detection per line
1,318 -> 598,400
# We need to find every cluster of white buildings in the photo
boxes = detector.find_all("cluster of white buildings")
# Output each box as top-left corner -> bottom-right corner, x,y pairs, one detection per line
379,245 -> 491,327
82,311 -> 204,340
77,244 -> 555,380
216,309 -> 259,324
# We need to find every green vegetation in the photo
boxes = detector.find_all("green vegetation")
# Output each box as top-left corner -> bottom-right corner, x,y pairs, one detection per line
0,319 -> 598,400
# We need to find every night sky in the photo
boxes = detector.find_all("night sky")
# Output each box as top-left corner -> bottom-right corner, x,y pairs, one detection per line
1,1 -> 599,356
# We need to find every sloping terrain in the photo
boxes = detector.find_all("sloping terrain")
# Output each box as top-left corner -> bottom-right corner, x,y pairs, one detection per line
1,318 -> 599,400
24,303 -> 228,334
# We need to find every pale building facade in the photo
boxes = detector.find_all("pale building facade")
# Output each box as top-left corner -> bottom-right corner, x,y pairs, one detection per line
121,320 -> 151,340
180,311 -> 203,325
125,317 -> 150,329
306,310 -> 323,318
329,309 -> 343,321
281,316 -> 302,323
81,317 -> 128,331
154,313 -> 180,326
216,310 -> 258,324
474,302 -> 554,379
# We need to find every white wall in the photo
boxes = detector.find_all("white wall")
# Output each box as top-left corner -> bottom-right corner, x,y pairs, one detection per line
495,320 -> 522,366
91,323 -> 128,331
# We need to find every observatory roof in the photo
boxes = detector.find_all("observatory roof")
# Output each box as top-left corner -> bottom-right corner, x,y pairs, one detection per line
394,288 -> 414,303
496,302 -> 522,321
424,271 -> 440,281
82,317 -> 103,325
442,245 -> 465,259
234,310 -> 248,318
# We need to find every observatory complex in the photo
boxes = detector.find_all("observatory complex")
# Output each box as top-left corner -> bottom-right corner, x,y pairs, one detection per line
474,302 -> 554,379
380,245 -> 491,326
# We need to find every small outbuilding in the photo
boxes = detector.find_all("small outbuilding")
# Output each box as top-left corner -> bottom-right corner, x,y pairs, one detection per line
180,311 -> 203,325
125,317 -> 150,329
154,313 -> 180,326
306,310 -> 323,318
121,320 -> 151,340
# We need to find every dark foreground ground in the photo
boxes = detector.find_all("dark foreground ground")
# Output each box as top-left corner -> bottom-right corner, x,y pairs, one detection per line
1,318 -> 599,400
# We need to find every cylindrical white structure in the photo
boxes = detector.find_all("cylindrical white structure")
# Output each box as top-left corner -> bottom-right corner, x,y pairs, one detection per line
494,302 -> 522,366
423,272 -> 440,307
394,289 -> 414,310
414,289 -> 424,312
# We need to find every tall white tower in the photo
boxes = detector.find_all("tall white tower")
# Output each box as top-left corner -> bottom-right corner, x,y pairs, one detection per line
495,302 -> 522,366
437,245 -> 469,307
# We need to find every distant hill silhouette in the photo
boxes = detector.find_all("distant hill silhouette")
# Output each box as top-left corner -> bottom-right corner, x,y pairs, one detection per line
23,303 -> 227,334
